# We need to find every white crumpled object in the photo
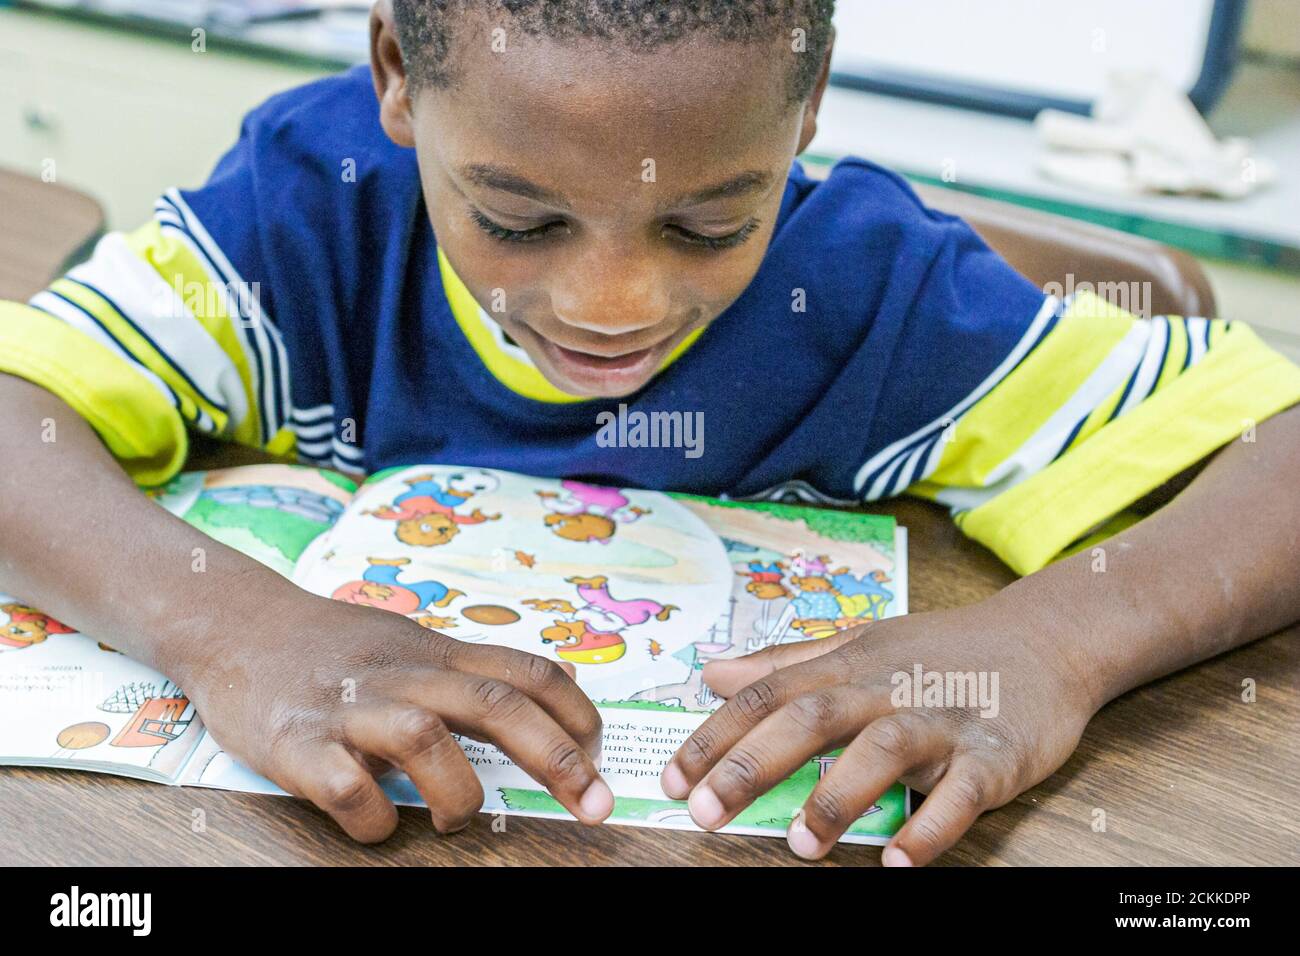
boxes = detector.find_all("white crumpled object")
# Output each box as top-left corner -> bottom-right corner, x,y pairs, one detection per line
1035,72 -> 1276,199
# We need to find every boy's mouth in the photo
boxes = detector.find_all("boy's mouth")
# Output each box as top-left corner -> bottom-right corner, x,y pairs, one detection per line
495,311 -> 704,398
537,338 -> 666,394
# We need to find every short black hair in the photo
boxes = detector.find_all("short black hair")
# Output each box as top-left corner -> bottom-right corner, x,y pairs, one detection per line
392,1 -> 837,105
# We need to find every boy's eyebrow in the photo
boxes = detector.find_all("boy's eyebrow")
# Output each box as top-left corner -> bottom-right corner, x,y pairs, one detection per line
665,171 -> 774,210
460,164 -> 572,210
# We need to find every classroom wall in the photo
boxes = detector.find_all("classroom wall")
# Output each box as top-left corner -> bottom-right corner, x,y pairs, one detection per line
0,8 -> 334,229
1243,0 -> 1300,61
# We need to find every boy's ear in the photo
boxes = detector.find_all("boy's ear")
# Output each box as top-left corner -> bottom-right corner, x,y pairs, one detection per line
797,26 -> 836,155
370,0 -> 415,148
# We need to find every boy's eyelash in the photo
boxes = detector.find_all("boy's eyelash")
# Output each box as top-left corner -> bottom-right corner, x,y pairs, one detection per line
668,219 -> 762,251
468,207 -> 761,251
468,208 -> 561,243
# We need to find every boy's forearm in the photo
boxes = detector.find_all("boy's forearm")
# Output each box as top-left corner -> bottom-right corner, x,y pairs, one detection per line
0,374 -> 299,677
993,403 -> 1300,713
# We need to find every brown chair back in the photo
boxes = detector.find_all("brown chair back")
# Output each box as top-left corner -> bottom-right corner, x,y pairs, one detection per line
913,183 -> 1217,320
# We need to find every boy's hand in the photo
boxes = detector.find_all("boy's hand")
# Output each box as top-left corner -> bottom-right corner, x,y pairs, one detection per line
660,603 -> 1096,865
171,592 -> 611,842
0,376 -> 609,843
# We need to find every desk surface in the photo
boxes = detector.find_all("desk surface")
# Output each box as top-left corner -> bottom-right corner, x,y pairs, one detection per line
3,489 -> 1296,866
0,168 -> 104,302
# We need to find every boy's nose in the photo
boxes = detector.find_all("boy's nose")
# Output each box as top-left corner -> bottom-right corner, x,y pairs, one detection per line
551,258 -> 672,336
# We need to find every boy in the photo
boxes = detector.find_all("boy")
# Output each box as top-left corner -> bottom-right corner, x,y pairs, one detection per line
1,1 -> 1297,865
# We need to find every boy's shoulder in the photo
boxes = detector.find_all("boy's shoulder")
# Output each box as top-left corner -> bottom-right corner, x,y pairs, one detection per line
204,65 -> 417,207
782,156 -> 970,259
797,157 -> 953,218
753,155 -> 1007,341
238,65 -> 398,161
185,66 -> 423,308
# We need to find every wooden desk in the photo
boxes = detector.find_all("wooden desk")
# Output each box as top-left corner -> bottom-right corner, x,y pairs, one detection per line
0,168 -> 104,301
2,486 -> 1296,866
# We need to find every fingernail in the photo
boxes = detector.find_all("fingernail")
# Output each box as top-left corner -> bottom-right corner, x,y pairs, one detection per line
786,821 -> 824,859
882,846 -> 914,867
688,784 -> 726,830
578,779 -> 614,822
661,762 -> 689,800
432,815 -> 472,836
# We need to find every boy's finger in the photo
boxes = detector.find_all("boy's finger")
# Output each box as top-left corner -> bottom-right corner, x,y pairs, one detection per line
702,630 -> 861,698
343,705 -> 483,833
662,654 -> 849,797
787,713 -> 949,860
404,671 -> 613,825
883,759 -> 1000,867
280,742 -> 399,844
684,684 -> 889,831
429,637 -> 603,759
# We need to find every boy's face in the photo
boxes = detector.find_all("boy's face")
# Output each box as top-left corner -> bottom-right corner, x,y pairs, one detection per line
372,4 -> 829,398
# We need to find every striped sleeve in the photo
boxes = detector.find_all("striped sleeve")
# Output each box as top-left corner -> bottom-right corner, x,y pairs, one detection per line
857,291 -> 1300,576
0,189 -> 297,485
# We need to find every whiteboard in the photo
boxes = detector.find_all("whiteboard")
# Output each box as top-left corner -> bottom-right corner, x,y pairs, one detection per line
829,0 -> 1245,116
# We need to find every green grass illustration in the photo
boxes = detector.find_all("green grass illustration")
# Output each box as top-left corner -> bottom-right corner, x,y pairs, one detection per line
669,493 -> 895,545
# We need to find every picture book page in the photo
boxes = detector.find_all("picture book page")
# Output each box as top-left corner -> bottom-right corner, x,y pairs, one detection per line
193,469 -> 909,844
0,618 -> 201,782
147,464 -> 358,577
0,464 -> 354,779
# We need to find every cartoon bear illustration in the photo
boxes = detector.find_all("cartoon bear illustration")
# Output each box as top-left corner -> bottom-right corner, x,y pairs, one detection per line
0,603 -> 75,652
366,471 -> 501,547
537,481 -> 649,544
525,575 -> 674,665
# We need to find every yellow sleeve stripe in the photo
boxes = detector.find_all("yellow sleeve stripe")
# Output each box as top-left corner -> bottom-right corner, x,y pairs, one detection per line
960,322 -> 1300,576
0,302 -> 187,486
924,292 -> 1136,489
1066,365 -> 1130,455
1065,314 -> 1207,457
48,277 -> 228,435
125,221 -> 264,448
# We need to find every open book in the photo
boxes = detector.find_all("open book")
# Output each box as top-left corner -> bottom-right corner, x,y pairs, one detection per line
0,464 -> 909,844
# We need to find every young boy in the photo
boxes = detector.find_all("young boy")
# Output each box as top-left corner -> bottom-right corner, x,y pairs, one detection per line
1,1 -> 1298,865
